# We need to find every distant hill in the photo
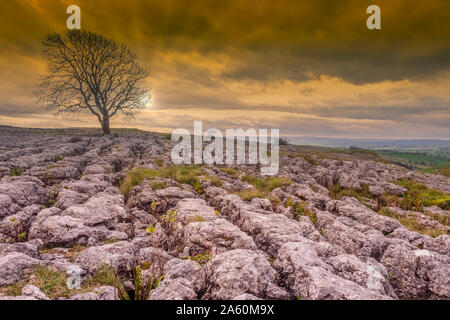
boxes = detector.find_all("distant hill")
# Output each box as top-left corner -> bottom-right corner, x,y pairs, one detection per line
287,136 -> 450,150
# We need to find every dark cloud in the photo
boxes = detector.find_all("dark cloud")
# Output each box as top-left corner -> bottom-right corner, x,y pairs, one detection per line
0,0 -> 449,138
0,103 -> 44,116
3,0 -> 450,83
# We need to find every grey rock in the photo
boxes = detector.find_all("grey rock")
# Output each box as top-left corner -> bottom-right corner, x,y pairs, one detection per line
21,285 -> 49,300
180,218 -> 257,255
149,258 -> 206,300
328,254 -> 397,298
29,214 -> 127,247
0,252 -> 40,286
149,278 -> 197,300
70,286 -> 119,300
204,249 -> 289,300
380,243 -> 450,299
275,243 -> 391,300
55,189 -> 89,210
174,198 -> 217,224
75,241 -> 134,275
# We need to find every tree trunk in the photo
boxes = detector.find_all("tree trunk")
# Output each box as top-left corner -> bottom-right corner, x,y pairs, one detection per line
101,117 -> 111,135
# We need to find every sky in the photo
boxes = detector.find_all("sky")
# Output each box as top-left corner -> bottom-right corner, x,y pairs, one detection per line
0,0 -> 449,139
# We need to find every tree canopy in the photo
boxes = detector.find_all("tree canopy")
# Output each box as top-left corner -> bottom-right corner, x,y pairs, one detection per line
36,30 -> 151,134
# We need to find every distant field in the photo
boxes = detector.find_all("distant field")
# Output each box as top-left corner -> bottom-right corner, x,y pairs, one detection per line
291,144 -> 450,178
376,150 -> 450,175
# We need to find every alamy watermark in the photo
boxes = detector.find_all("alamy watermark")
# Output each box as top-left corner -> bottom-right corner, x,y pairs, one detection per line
171,121 -> 280,175
64,4 -> 380,31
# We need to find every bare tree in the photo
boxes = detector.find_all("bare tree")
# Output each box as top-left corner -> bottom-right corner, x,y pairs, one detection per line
35,30 -> 150,134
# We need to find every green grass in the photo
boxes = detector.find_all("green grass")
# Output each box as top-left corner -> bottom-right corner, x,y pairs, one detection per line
0,266 -> 72,299
423,210 -> 450,227
9,167 -> 24,176
303,155 -> 318,165
85,265 -> 130,300
423,165 -> 450,178
377,150 -> 450,172
133,266 -> 163,300
31,266 -> 71,299
286,199 -> 317,224
153,158 -> 164,167
184,252 -> 213,266
284,152 -> 318,165
233,189 -> 266,201
379,151 -> 449,166
233,175 -> 292,202
150,181 -> 169,190
329,179 -> 449,213
120,165 -> 205,196
201,175 -> 223,187
283,146 -> 382,163
378,208 -> 447,238
1,281 -> 25,297
395,179 -> 450,211
242,175 -> 293,193
85,264 -> 164,300
219,167 -> 239,178
328,183 -> 372,202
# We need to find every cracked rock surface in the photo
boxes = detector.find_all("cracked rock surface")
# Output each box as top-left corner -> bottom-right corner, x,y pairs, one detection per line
0,128 -> 448,300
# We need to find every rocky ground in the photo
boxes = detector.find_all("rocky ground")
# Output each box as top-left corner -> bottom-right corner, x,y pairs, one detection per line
0,127 -> 448,300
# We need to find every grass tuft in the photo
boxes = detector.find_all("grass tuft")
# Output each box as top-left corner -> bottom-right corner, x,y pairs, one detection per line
286,199 -> 317,224
201,175 -> 223,187
86,265 -> 129,300
185,252 -> 213,266
219,167 -> 239,178
9,167 -> 24,177
153,158 -> 164,167
120,165 -> 205,196
395,179 -> 450,211
150,181 -> 169,190
378,208 -> 447,238
233,189 -> 266,201
242,175 -> 292,193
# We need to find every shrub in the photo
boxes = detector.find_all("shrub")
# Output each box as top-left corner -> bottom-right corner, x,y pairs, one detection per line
160,209 -> 178,235
69,136 -> 82,143
268,195 -> 281,207
86,265 -> 130,300
185,252 -> 213,266
9,167 -> 24,177
111,159 -> 123,172
17,232 -> 27,242
286,199 -> 317,224
146,224 -> 156,234
303,155 -> 318,165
